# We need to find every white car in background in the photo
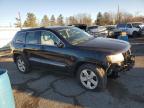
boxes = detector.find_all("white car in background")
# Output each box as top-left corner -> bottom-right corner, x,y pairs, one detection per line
87,25 -> 108,38
140,26 -> 144,36
116,22 -> 144,37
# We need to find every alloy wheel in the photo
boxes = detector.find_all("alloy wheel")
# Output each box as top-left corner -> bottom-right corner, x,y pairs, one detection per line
80,69 -> 98,89
17,58 -> 26,72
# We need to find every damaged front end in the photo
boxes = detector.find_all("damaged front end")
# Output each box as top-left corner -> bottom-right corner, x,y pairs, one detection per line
107,50 -> 135,78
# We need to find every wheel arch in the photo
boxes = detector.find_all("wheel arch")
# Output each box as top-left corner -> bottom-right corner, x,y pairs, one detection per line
73,61 -> 106,76
13,53 -> 21,62
13,52 -> 27,63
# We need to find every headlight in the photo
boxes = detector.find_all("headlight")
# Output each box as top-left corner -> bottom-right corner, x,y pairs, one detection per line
107,53 -> 124,63
108,31 -> 113,36
105,30 -> 108,34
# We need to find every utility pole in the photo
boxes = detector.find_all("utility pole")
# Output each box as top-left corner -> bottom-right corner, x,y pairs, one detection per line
117,4 -> 120,23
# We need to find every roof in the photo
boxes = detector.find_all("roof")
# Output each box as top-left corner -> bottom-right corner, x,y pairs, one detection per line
20,26 -> 72,32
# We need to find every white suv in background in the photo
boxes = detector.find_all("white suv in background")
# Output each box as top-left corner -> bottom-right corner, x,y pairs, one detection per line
117,22 -> 144,37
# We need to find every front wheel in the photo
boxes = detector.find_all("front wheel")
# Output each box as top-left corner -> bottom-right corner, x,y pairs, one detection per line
77,64 -> 107,90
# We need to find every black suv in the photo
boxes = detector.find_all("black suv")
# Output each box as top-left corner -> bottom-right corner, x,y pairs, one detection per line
11,26 -> 135,90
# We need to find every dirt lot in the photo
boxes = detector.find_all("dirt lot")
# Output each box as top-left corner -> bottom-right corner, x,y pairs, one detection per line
0,37 -> 144,108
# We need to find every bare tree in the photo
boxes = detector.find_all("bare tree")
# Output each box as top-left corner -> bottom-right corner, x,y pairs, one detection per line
15,12 -> 22,29
75,13 -> 92,26
67,16 -> 78,25
132,16 -> 144,22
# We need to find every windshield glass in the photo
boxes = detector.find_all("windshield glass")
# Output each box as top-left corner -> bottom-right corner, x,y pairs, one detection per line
58,27 -> 94,45
106,26 -> 116,30
87,26 -> 98,31
117,24 -> 126,28
132,23 -> 142,28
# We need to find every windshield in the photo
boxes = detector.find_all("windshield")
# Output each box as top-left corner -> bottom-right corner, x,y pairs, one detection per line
106,26 -> 116,30
87,26 -> 98,31
132,23 -> 142,28
58,27 -> 94,45
117,24 -> 126,28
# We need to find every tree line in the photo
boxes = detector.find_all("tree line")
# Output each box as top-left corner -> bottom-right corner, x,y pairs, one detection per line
96,12 -> 144,25
15,12 -> 144,28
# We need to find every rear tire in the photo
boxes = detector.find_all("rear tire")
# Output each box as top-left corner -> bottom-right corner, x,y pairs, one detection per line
77,64 -> 107,91
16,55 -> 31,73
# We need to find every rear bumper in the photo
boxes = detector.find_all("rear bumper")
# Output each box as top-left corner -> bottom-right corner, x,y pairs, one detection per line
107,55 -> 135,75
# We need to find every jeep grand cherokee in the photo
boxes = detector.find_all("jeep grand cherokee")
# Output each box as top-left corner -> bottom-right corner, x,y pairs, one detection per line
11,26 -> 135,90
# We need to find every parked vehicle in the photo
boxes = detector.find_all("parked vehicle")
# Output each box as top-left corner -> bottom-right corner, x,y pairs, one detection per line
87,25 -> 108,37
105,25 -> 120,38
106,25 -> 116,37
11,26 -> 135,90
116,22 -> 144,37
68,24 -> 87,31
106,26 -> 129,41
140,26 -> 144,36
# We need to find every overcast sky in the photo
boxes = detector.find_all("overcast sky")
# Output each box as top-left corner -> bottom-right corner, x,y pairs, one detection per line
0,0 -> 144,26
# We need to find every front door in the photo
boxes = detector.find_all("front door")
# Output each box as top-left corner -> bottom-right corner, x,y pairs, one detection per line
37,30 -> 68,72
126,24 -> 133,35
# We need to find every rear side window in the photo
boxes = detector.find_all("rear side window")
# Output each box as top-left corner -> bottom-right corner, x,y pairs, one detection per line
26,31 -> 38,44
15,32 -> 26,43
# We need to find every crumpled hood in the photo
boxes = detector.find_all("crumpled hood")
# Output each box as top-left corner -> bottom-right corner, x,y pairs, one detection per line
76,37 -> 130,55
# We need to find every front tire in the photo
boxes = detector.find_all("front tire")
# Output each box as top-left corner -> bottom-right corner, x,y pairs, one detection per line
16,55 -> 31,73
77,64 -> 107,90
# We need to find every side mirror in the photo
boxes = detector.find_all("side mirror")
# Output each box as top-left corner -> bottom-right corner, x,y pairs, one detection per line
55,41 -> 64,48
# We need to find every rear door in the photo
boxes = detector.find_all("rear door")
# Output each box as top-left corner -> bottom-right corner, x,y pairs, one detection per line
24,31 -> 42,65
12,32 -> 26,54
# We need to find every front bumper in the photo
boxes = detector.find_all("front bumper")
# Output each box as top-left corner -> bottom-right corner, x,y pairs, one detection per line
107,54 -> 135,76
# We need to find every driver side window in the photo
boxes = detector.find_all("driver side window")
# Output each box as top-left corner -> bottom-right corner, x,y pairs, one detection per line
41,31 -> 60,46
